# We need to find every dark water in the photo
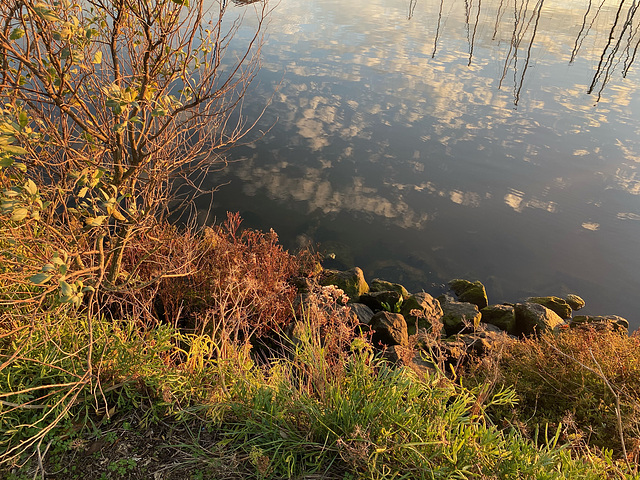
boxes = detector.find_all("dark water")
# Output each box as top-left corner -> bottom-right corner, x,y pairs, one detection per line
206,0 -> 640,329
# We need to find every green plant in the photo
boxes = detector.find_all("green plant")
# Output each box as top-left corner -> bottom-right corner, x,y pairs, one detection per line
0,311 -> 185,467
108,457 -> 137,475
380,296 -> 403,313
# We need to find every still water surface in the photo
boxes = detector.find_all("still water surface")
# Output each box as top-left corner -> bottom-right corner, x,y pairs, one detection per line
209,0 -> 640,328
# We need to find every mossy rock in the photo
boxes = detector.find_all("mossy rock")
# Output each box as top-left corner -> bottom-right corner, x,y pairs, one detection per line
441,300 -> 481,337
481,304 -> 516,335
570,315 -> 629,333
514,302 -> 565,336
527,296 -> 572,319
369,311 -> 409,347
319,267 -> 369,300
401,292 -> 443,336
369,278 -> 410,300
565,294 -> 586,311
448,279 -> 488,309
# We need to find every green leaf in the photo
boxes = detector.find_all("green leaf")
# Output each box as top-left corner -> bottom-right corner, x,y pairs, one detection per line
33,5 -> 60,22
9,28 -> 25,40
113,122 -> 126,134
171,0 -> 190,6
30,272 -> 53,285
24,179 -> 38,196
10,207 -> 29,222
59,279 -> 74,297
85,215 -> 107,227
51,256 -> 66,266
2,145 -> 28,155
1,199 -> 17,210
0,157 -> 14,168
18,111 -> 29,128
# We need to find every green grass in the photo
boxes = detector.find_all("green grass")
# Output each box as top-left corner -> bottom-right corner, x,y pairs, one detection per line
2,309 -> 637,479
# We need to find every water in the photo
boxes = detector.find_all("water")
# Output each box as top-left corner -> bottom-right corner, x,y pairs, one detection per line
206,0 -> 640,328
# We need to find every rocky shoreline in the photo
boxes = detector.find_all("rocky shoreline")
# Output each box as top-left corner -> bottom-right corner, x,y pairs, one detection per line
299,266 -> 633,375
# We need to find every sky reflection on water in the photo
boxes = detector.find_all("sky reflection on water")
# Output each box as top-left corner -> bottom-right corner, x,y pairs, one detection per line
207,0 -> 640,327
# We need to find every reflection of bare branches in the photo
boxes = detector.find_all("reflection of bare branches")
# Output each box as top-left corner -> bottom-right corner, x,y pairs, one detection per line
465,0 -> 472,55
496,0 -> 545,105
623,24 -> 640,75
571,0 -> 607,63
426,0 -> 640,103
499,0 -> 531,88
588,0 -> 639,100
432,0 -> 445,57
408,0 -> 418,19
515,0 -> 544,105
493,0 -> 508,40
469,0 -> 482,65
622,9 -> 639,71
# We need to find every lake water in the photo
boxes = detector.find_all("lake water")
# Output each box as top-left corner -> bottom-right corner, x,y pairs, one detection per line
206,0 -> 640,329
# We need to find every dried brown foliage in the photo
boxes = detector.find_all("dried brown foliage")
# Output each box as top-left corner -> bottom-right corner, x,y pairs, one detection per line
116,213 -> 301,341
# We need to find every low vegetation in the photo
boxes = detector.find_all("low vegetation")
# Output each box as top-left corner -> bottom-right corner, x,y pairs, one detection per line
1,0 -> 639,478
1,219 -> 640,479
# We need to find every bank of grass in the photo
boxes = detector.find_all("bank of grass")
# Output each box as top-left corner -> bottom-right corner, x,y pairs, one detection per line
1,222 -> 639,479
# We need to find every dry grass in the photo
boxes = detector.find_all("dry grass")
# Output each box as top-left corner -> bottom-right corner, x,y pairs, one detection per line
466,327 -> 640,465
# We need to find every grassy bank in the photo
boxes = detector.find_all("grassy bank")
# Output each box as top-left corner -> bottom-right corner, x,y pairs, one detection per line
1,219 -> 639,479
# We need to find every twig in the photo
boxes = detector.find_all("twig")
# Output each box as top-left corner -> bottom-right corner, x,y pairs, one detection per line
541,337 -> 632,472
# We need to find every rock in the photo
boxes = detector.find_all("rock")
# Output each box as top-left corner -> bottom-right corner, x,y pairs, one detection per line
481,304 -> 516,335
441,300 -> 481,337
290,276 -> 315,295
358,291 -> 403,313
477,322 -> 504,333
514,302 -> 565,336
319,267 -> 369,300
348,303 -> 375,325
401,292 -> 443,335
458,321 -> 504,335
570,315 -> 629,333
448,279 -> 488,309
437,293 -> 456,305
565,294 -> 586,311
383,344 -> 437,377
527,296 -> 572,319
369,311 -> 409,347
369,278 -> 410,299
456,330 -> 511,356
